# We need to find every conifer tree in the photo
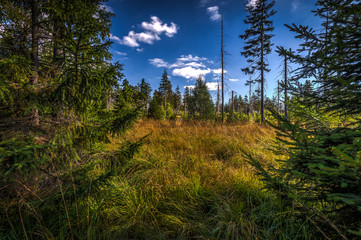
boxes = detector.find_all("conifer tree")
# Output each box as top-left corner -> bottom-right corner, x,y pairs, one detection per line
247,1 -> 361,237
188,76 -> 215,120
0,1 -> 142,238
183,86 -> 191,117
240,0 -> 276,124
158,69 -> 172,110
173,85 -> 182,113
138,78 -> 152,114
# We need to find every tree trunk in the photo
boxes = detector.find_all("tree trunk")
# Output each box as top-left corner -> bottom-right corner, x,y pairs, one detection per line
221,15 -> 224,123
31,0 -> 39,127
260,20 -> 265,124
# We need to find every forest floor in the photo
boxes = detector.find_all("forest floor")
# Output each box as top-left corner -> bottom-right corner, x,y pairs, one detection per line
102,120 -> 310,239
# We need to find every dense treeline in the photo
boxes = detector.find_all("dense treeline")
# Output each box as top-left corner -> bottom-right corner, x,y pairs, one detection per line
115,71 -> 282,122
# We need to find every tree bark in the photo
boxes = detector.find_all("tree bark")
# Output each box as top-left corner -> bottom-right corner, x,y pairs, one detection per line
31,0 -> 39,127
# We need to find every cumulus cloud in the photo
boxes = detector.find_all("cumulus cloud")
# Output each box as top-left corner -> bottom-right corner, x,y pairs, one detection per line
177,54 -> 207,62
172,67 -> 211,79
206,82 -> 220,91
149,54 -> 224,80
136,48 -> 144,52
212,68 -> 227,74
184,82 -> 219,91
141,16 -> 178,37
207,6 -> 221,21
229,78 -> 239,82
149,58 -> 169,68
113,16 -> 178,49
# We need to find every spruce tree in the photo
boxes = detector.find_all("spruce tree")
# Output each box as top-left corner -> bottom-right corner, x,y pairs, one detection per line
247,1 -> 361,237
173,85 -> 182,113
138,78 -> 152,114
158,69 -> 173,110
240,0 -> 276,124
188,76 -> 215,120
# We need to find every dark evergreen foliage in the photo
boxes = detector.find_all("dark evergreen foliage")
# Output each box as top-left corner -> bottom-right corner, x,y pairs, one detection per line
187,77 -> 215,120
247,0 -> 361,238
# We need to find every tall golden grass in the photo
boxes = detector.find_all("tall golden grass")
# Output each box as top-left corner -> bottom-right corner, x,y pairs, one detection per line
101,120 -> 311,239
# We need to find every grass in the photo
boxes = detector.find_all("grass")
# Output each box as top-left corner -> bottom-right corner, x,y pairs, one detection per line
1,120 -> 314,239
100,120 -> 311,239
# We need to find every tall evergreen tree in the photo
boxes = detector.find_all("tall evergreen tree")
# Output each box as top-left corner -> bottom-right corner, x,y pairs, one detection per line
158,69 -> 172,110
173,85 -> 182,113
137,78 -> 152,114
240,0 -> 276,124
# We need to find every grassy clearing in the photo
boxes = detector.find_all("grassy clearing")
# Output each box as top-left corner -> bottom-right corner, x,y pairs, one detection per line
1,120 -> 314,239
100,120 -> 311,239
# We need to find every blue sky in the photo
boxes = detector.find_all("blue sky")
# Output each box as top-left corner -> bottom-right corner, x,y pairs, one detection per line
105,0 -> 320,101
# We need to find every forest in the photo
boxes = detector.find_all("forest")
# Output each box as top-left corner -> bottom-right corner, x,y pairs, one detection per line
0,0 -> 360,239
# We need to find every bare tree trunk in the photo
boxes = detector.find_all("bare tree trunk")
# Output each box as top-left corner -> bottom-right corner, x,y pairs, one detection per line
31,0 -> 39,127
221,15 -> 224,123
216,80 -> 220,117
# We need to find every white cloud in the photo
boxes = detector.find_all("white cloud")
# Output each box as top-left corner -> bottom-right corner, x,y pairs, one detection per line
229,78 -> 239,82
170,61 -> 206,69
136,48 -> 144,52
206,82 -> 220,91
172,67 -> 211,79
110,34 -> 123,44
177,54 -> 207,62
119,31 -> 161,47
247,0 -> 258,8
212,68 -> 227,74
114,16 -> 178,49
207,6 -> 221,21
184,82 -> 220,91
184,62 -> 206,68
133,31 -> 160,44
149,58 -> 169,68
149,54 -> 222,80
168,55 -> 208,68
115,51 -> 127,56
141,16 -> 178,37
